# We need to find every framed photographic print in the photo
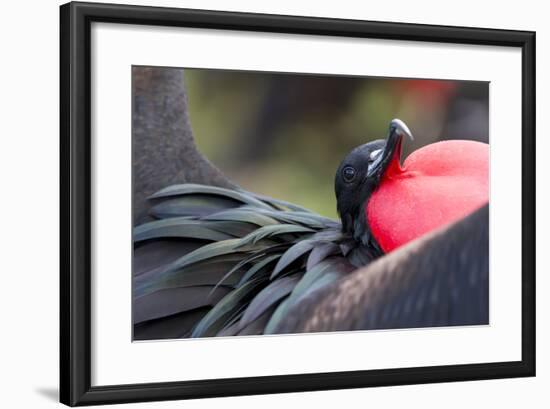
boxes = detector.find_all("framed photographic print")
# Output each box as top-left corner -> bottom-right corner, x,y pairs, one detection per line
60,1 -> 536,406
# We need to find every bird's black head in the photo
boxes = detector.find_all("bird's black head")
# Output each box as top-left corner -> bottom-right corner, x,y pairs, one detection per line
334,119 -> 413,244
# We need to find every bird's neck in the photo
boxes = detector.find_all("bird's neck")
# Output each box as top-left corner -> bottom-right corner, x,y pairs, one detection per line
339,192 -> 384,256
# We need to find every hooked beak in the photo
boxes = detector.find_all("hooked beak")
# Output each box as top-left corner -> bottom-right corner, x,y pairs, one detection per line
367,118 -> 414,178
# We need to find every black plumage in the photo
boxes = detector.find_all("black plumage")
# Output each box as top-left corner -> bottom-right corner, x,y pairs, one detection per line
274,204 -> 489,334
133,183 -> 375,338
132,67 -> 489,340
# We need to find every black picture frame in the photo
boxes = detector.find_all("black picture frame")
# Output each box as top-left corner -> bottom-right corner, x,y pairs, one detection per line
60,1 -> 536,406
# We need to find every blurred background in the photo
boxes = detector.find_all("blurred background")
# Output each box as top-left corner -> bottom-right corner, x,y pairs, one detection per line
185,68 -> 488,218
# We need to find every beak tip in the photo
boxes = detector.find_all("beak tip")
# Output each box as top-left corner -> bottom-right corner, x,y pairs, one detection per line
390,118 -> 414,141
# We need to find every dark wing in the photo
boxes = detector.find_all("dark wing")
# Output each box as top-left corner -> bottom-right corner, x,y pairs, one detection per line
132,67 -> 236,225
133,184 -> 371,339
274,204 -> 489,334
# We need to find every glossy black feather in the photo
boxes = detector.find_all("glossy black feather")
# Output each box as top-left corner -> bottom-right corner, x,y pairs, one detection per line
239,275 -> 300,329
149,194 -> 241,218
133,184 -> 372,339
274,205 -> 489,333
134,307 -> 211,340
134,285 -> 232,323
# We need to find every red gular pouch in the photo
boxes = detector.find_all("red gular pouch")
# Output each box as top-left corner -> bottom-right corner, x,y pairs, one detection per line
366,139 -> 489,253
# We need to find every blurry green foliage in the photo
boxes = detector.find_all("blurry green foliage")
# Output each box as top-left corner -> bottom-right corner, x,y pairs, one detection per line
185,69 -> 488,218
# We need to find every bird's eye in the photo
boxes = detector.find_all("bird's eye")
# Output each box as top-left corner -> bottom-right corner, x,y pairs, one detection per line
342,166 -> 356,183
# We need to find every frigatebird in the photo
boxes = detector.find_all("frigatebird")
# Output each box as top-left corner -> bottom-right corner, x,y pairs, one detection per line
133,118 -> 488,339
